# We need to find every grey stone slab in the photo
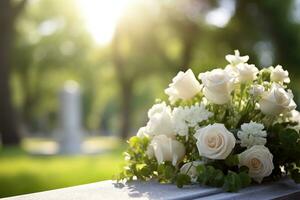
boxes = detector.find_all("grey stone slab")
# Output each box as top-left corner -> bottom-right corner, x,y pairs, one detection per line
2,180 -> 221,200
3,178 -> 300,200
195,178 -> 300,200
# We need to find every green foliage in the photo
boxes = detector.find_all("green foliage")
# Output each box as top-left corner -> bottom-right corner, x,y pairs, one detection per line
290,168 -> 300,184
196,165 -> 251,192
225,155 -> 239,167
118,136 -> 156,181
175,173 -> 191,188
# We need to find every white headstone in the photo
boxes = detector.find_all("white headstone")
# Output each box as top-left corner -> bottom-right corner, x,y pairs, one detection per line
59,80 -> 82,154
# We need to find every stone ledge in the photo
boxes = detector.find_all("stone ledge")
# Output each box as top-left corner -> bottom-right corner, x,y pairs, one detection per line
3,178 -> 300,200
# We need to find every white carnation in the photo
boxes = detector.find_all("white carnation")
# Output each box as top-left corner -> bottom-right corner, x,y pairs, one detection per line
237,121 -> 267,148
172,104 -> 213,137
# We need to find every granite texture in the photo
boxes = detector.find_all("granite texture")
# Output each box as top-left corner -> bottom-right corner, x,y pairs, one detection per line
3,178 -> 300,200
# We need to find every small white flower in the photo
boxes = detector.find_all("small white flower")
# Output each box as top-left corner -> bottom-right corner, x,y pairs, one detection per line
145,102 -> 174,137
259,83 -> 296,115
225,50 -> 249,66
194,123 -> 236,160
270,65 -> 290,83
165,69 -> 202,103
237,121 -> 267,148
249,85 -> 264,97
147,135 -> 185,166
199,68 -> 235,104
239,145 -> 274,183
136,127 -> 148,138
180,161 -> 203,182
172,104 -> 213,137
236,63 -> 259,83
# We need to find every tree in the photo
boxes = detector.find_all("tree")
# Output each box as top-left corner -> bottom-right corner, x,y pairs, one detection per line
0,0 -> 27,145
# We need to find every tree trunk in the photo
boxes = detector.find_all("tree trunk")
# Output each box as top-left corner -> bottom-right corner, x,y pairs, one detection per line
0,0 -> 20,145
120,82 -> 133,140
112,29 -> 134,140
180,38 -> 194,71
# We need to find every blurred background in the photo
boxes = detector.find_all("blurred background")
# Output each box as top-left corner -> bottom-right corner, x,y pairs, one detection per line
1,0 -> 300,197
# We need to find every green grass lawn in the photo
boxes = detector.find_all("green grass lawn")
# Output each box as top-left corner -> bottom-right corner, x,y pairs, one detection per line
0,138 -> 126,198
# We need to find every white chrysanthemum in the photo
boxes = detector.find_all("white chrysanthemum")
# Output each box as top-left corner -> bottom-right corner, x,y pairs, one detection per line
172,104 -> 213,137
237,121 -> 267,148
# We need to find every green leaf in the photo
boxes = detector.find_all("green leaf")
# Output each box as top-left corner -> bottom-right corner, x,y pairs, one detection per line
225,155 -> 239,167
239,166 -> 249,173
239,172 -> 251,187
223,171 -> 242,192
157,163 -> 176,183
279,129 -> 298,147
176,173 -> 191,188
290,169 -> 300,184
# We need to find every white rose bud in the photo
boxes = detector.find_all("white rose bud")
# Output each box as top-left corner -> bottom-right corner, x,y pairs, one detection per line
180,161 -> 203,182
194,123 -> 236,160
225,50 -> 249,66
147,135 -> 185,166
145,102 -> 175,137
236,63 -> 259,83
199,69 -> 234,104
259,84 -> 296,115
270,65 -> 290,83
249,85 -> 264,97
239,145 -> 274,183
165,69 -> 202,103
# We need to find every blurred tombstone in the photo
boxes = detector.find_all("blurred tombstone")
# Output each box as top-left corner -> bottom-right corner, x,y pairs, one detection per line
58,80 -> 83,154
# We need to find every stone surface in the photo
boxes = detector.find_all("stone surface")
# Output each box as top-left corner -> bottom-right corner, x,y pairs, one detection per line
58,80 -> 83,154
3,178 -> 300,200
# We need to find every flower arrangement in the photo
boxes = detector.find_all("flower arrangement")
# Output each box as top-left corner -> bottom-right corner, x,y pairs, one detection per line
118,50 -> 300,192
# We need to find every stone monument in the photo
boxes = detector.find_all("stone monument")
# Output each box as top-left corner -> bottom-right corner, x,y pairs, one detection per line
58,80 -> 83,154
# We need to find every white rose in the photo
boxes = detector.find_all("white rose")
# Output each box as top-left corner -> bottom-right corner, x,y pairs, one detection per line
180,161 -> 203,182
259,84 -> 296,115
194,123 -> 236,160
199,69 -> 234,104
239,145 -> 274,183
145,102 -> 174,137
270,65 -> 290,83
236,63 -> 259,83
249,84 -> 264,97
225,50 -> 249,66
147,135 -> 185,166
165,69 -> 202,103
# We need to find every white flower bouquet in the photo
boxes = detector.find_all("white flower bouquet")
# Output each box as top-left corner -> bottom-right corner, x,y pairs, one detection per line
118,50 -> 300,192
